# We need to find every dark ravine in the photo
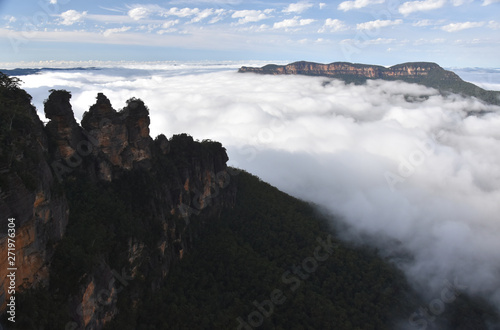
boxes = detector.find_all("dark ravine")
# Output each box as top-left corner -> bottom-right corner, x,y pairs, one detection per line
239,61 -> 500,105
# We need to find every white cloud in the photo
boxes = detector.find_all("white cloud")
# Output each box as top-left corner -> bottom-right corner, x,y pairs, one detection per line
3,16 -> 17,24
50,0 -> 57,4
273,16 -> 316,29
318,18 -> 347,32
488,20 -> 500,29
124,5 -> 227,25
162,20 -> 180,29
398,0 -> 446,16
128,7 -> 152,21
103,26 -> 131,37
319,3 -> 327,9
127,5 -> 210,21
190,8 -> 215,23
338,0 -> 385,11
232,9 -> 273,24
442,21 -> 485,32
167,7 -> 201,18
299,18 -> 316,25
357,19 -> 402,30
483,0 -> 500,4
60,10 -> 87,26
282,1 -> 314,13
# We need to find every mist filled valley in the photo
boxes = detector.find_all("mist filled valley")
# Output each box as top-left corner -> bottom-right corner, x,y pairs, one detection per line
1,62 -> 500,329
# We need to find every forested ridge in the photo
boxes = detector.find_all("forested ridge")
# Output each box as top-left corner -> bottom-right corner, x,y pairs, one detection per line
106,171 -> 498,329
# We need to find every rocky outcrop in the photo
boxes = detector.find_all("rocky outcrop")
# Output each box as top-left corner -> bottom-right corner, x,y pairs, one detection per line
1,86 -> 236,328
44,90 -> 85,160
80,93 -> 152,180
239,61 -> 500,105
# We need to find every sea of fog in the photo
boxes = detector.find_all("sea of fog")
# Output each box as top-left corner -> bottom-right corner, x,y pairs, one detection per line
8,62 -> 500,319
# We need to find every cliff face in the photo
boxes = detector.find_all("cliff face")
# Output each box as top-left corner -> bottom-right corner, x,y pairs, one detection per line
1,85 -> 236,328
239,61 -> 500,105
239,61 -> 461,81
0,84 -> 69,311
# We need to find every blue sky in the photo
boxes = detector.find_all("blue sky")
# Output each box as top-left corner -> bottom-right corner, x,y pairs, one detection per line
0,0 -> 499,67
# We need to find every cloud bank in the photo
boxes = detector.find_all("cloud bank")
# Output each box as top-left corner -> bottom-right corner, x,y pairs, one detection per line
18,65 -> 500,318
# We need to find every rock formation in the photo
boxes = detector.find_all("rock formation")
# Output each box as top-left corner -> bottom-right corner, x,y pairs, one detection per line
239,61 -> 458,80
0,86 -> 69,311
0,87 -> 236,328
80,93 -> 152,180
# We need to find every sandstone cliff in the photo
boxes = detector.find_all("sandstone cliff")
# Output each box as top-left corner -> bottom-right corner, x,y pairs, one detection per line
1,84 -> 236,329
239,61 -> 500,105
0,83 -> 69,312
80,93 -> 152,180
239,61 -> 458,80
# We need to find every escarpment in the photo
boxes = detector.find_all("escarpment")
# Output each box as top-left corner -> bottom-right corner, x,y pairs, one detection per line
238,61 -> 460,81
239,61 -> 460,80
239,61 -> 500,105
